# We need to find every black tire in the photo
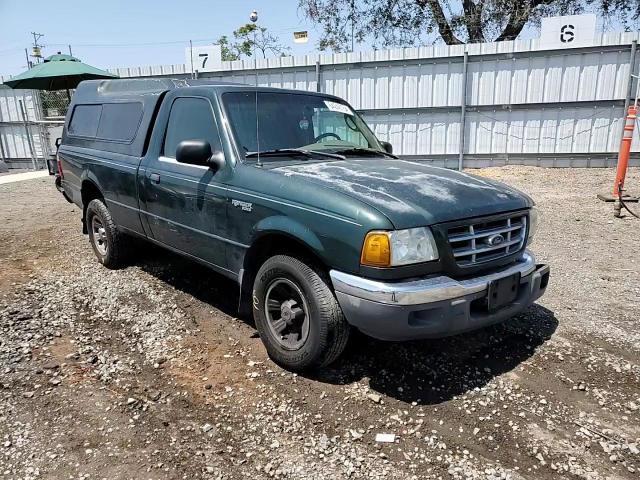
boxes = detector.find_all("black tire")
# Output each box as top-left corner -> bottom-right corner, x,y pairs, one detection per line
253,255 -> 350,371
85,198 -> 128,269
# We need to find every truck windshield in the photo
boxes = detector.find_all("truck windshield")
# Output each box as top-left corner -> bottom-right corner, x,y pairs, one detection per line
222,91 -> 384,161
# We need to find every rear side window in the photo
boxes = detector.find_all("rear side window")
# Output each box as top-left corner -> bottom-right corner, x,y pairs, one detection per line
68,102 -> 143,143
96,103 -> 143,142
163,97 -> 222,158
68,104 -> 102,137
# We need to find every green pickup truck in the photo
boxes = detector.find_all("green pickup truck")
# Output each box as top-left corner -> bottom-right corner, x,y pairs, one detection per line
56,78 -> 550,371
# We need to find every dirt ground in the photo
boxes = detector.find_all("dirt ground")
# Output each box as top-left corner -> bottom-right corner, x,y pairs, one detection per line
0,166 -> 639,480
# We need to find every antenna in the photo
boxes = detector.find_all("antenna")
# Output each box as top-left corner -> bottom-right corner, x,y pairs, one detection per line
250,10 -> 261,167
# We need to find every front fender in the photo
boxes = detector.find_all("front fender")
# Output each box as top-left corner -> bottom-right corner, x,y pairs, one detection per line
251,215 -> 326,258
237,215 -> 328,319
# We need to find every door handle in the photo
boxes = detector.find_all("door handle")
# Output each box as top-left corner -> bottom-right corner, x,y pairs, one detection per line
149,173 -> 160,184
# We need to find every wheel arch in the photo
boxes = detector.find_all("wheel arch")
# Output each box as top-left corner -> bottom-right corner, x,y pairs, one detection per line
238,225 -> 329,319
80,177 -> 104,234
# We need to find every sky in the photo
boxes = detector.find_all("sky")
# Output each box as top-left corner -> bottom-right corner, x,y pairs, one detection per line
0,0 -> 626,78
0,0 -> 322,76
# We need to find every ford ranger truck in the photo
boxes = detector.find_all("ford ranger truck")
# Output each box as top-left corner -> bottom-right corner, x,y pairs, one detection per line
56,78 -> 550,371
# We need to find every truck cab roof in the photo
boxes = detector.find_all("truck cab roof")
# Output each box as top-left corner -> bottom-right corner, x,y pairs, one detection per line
72,78 -> 336,103
64,79 -> 345,157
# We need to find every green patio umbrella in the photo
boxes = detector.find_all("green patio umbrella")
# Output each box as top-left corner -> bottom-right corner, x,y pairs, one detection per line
3,53 -> 118,94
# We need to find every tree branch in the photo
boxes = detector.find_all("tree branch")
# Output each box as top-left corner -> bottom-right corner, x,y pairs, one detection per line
418,0 -> 464,45
495,0 -> 554,42
462,0 -> 485,43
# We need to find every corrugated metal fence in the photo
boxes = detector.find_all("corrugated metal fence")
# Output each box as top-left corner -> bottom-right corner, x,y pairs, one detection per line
3,31 -> 640,168
0,87 -> 51,170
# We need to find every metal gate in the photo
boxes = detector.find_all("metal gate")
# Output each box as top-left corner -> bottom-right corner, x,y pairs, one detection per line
0,86 -> 65,171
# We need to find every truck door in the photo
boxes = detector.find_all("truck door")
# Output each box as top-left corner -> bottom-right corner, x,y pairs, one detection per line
140,96 -> 229,270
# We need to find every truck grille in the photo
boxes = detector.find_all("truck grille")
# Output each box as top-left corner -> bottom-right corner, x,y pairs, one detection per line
447,213 -> 527,267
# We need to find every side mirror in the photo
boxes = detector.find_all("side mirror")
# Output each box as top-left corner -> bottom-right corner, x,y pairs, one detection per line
380,141 -> 393,155
55,137 -> 62,149
176,139 -> 225,171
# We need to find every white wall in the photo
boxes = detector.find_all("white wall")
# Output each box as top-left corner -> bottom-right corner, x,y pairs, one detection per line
0,89 -> 47,167
3,31 -> 640,167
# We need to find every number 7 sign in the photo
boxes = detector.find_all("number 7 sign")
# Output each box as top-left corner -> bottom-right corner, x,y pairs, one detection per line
199,53 -> 209,69
185,45 -> 222,73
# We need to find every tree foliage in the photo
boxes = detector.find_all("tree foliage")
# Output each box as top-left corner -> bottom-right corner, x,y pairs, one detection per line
299,0 -> 640,50
216,24 -> 290,61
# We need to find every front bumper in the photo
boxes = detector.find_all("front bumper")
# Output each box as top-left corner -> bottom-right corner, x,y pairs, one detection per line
330,251 -> 550,341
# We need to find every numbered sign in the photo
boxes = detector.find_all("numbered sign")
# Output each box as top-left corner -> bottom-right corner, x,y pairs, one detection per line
293,31 -> 309,44
185,44 -> 222,73
540,14 -> 596,48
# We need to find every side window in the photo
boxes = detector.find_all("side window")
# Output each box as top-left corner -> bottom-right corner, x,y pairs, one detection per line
68,104 -> 102,137
163,97 -> 222,158
96,102 -> 143,142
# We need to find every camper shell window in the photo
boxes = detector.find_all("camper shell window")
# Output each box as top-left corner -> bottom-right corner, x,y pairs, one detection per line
68,104 -> 102,138
68,102 -> 143,143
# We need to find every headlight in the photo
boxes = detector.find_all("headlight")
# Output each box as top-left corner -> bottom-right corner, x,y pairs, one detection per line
527,206 -> 539,244
361,227 -> 439,267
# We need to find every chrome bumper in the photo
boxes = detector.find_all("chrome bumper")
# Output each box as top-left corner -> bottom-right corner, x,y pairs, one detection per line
330,251 -> 538,306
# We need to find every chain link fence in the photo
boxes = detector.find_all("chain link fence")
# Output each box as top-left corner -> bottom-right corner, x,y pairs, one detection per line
40,90 -> 71,119
39,90 -> 68,173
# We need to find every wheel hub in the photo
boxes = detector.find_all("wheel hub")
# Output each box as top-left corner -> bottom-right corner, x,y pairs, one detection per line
280,299 -> 303,323
91,216 -> 108,256
264,278 -> 310,351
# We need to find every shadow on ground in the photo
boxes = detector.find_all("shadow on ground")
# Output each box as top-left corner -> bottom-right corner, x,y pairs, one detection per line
133,243 -> 557,406
314,304 -> 558,405
133,244 -> 243,322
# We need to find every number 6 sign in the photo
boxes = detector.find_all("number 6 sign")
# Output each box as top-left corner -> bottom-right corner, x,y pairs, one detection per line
541,14 -> 596,49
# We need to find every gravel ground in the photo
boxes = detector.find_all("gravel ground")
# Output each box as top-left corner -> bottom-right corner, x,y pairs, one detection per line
0,166 -> 639,480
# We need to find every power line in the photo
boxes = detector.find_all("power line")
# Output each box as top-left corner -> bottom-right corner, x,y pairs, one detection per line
44,25 -> 309,49
47,38 -> 220,48
0,46 -> 24,54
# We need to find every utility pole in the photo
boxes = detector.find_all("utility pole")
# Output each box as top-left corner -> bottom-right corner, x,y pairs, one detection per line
30,32 -> 44,64
24,48 -> 32,69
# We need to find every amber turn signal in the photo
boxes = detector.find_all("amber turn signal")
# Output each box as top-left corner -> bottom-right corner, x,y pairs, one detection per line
361,231 -> 391,267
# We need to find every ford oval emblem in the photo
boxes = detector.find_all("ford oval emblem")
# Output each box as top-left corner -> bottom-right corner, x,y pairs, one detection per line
487,234 -> 505,246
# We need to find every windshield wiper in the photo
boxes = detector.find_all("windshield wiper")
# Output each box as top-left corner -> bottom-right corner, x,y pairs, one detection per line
245,148 -> 346,160
331,147 -> 397,159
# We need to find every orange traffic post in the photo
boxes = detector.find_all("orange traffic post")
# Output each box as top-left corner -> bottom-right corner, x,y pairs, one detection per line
612,105 -> 637,198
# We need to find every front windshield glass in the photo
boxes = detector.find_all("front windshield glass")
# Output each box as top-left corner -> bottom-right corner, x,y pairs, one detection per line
222,91 -> 383,160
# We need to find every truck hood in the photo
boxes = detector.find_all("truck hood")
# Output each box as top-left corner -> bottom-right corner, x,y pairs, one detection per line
275,159 -> 532,229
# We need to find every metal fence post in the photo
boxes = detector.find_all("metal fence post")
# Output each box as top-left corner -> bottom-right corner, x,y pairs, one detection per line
0,103 -> 6,164
316,59 -> 321,93
458,51 -> 469,171
623,40 -> 637,117
0,134 -> 6,164
18,99 -> 38,170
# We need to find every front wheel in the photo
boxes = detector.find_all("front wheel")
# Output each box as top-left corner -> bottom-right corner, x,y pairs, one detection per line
253,255 -> 350,371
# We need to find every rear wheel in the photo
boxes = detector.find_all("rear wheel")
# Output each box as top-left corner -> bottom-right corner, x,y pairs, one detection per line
86,199 -> 129,269
253,255 -> 350,371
